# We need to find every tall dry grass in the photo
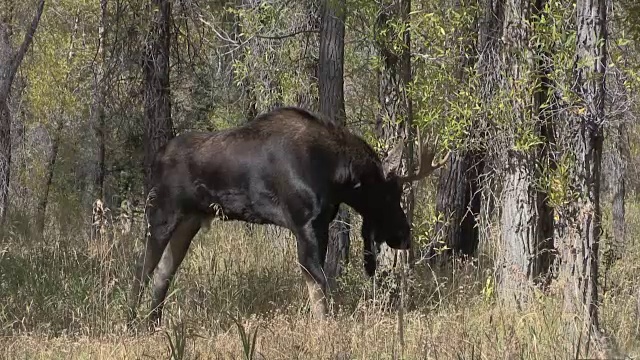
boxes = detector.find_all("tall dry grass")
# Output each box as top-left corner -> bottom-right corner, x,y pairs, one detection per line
0,200 -> 639,359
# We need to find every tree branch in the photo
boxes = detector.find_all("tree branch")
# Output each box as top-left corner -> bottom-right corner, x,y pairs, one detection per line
9,0 -> 45,80
256,28 -> 319,40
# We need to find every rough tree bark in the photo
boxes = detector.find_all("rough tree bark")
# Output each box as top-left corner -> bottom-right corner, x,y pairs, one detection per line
474,0 -> 504,253
433,151 -> 482,260
143,0 -> 174,197
374,0 -> 415,270
0,0 -> 46,226
497,0 -> 554,303
556,0 -> 609,354
318,0 -> 349,290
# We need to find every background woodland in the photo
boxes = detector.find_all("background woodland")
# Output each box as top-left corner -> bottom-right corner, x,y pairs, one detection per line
1,0 -> 640,358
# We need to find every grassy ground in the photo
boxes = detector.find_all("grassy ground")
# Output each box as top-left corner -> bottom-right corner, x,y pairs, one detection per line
1,202 -> 639,359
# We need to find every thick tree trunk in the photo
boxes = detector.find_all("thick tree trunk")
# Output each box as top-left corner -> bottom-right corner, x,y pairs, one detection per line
499,151 -> 553,300
318,0 -> 349,290
556,0 -> 609,354
374,0 -> 415,270
432,0 -> 483,262
432,151 -> 482,260
474,0 -> 503,254
143,0 -> 174,197
497,0 -> 554,303
0,0 -> 46,226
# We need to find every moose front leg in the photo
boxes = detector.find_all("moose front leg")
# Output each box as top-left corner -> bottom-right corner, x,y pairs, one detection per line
363,234 -> 378,277
148,217 -> 201,328
296,220 -> 329,319
361,217 -> 379,277
127,208 -> 180,328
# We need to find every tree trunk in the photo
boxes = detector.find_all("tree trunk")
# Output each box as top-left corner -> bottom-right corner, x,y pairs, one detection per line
35,118 -> 63,236
0,0 -> 46,226
556,0 -> 609,354
374,0 -> 415,270
432,151 -> 482,260
432,0 -> 484,263
79,1 -> 107,218
612,122 -> 627,248
499,151 -> 552,300
93,0 -> 108,202
143,0 -> 174,197
0,99 -> 10,226
318,0 -> 349,290
474,0 -> 503,255
497,0 -> 554,303
35,11 -> 80,237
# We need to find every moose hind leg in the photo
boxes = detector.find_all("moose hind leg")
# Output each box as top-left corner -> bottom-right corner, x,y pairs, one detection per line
148,216 -> 201,327
296,220 -> 330,319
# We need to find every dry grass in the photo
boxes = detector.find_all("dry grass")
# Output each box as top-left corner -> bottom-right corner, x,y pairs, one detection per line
1,202 -> 640,359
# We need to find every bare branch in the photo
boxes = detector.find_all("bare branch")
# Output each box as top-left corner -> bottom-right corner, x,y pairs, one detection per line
256,28 -> 319,40
10,0 -> 46,80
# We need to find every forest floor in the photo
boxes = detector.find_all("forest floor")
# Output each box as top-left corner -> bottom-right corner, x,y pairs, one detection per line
1,203 -> 640,359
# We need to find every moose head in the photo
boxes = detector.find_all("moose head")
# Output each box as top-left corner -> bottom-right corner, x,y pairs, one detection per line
359,129 -> 450,275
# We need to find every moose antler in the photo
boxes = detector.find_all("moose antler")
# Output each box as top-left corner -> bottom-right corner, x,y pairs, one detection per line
397,128 -> 450,184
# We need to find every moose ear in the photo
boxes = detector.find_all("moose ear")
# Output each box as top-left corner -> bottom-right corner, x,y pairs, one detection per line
382,141 -> 404,178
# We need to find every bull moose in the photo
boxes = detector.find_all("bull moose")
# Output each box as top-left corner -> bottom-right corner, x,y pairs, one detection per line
127,107 -> 448,327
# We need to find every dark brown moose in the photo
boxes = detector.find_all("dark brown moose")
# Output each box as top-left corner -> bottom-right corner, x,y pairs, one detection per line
127,107 -> 448,328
